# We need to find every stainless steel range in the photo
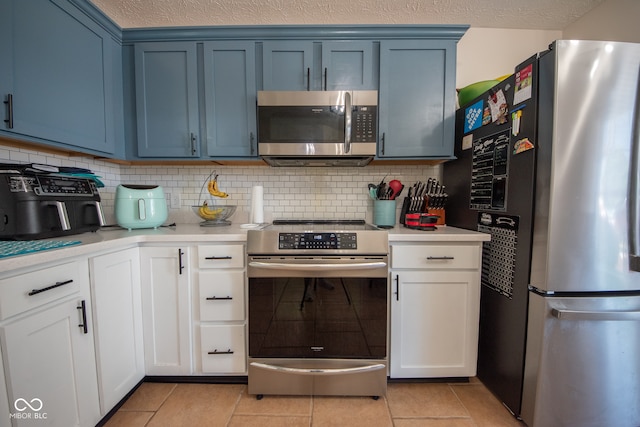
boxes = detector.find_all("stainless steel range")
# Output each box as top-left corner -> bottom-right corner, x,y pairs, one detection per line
246,220 -> 389,399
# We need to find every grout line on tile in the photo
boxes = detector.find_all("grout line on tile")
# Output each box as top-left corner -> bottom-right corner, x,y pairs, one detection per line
448,384 -> 477,426
159,383 -> 178,410
224,384 -> 247,426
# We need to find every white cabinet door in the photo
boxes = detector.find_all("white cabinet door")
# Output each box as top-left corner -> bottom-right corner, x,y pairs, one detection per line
90,248 -> 144,414
390,270 -> 480,378
140,246 -> 192,375
1,296 -> 100,427
0,346 -> 10,426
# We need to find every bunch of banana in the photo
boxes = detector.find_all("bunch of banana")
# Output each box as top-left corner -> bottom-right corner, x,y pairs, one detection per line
207,176 -> 228,198
198,201 -> 224,220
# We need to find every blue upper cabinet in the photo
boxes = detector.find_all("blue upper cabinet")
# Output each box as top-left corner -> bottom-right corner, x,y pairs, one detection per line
0,0 -> 121,156
321,42 -> 377,90
262,41 -> 377,91
203,41 -> 258,158
262,41 -> 314,91
378,40 -> 457,159
134,42 -> 200,158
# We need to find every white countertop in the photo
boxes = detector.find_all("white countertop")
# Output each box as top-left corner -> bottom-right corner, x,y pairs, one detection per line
0,223 -> 489,275
387,224 -> 490,242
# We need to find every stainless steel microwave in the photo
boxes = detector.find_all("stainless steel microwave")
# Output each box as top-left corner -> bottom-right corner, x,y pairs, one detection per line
256,90 -> 378,167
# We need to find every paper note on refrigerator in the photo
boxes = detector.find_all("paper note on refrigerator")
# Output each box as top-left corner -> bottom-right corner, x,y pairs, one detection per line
514,64 -> 533,105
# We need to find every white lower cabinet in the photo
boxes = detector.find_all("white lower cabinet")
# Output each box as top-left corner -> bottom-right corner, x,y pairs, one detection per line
195,244 -> 246,375
140,246 -> 192,375
389,243 -> 482,378
200,324 -> 246,373
0,346 -> 9,425
0,260 -> 100,427
90,247 -> 144,415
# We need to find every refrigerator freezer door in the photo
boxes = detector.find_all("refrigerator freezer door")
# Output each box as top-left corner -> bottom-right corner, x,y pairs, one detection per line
530,40 -> 640,293
522,292 -> 640,427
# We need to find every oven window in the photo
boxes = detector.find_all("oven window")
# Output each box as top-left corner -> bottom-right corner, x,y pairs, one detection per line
249,277 -> 387,359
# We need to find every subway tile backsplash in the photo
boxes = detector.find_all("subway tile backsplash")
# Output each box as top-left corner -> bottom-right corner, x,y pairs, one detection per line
1,145 -> 440,226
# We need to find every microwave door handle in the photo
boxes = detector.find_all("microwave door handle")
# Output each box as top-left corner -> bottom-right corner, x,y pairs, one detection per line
629,66 -> 640,272
344,91 -> 352,153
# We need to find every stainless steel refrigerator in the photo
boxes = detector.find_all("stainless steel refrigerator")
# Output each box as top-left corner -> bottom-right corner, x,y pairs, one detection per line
444,40 -> 640,427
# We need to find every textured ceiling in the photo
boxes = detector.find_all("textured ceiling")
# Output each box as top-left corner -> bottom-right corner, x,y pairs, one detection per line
91,0 -> 606,30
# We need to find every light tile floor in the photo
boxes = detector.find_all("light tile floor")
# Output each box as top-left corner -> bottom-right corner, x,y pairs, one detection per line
104,378 -> 527,427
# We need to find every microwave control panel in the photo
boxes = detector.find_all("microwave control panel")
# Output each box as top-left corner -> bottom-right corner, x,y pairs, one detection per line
352,106 -> 377,142
279,232 -> 357,250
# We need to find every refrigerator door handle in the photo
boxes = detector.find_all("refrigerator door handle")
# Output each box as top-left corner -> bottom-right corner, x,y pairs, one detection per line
551,308 -> 640,321
628,66 -> 640,272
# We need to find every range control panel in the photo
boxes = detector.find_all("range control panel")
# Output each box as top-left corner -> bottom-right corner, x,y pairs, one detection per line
279,232 -> 357,250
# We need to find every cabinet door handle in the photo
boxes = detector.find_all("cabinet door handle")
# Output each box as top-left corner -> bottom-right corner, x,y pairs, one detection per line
190,133 -> 197,155
178,249 -> 185,275
426,256 -> 455,260
324,67 -> 327,91
28,279 -> 73,296
381,132 -> 386,155
77,300 -> 88,334
4,93 -> 13,129
208,349 -> 234,355
394,274 -> 399,301
205,255 -> 232,260
250,132 -> 255,155
206,296 -> 233,301
306,67 -> 310,91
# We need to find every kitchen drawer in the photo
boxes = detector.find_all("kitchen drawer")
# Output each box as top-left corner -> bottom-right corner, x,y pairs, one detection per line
200,324 -> 246,374
198,270 -> 245,321
0,260 -> 85,320
197,245 -> 244,269
391,244 -> 480,270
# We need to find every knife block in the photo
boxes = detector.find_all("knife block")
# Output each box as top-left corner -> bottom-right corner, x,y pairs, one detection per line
427,208 -> 446,225
399,196 -> 446,226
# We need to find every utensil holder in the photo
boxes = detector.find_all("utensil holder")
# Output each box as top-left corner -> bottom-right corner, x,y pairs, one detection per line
373,200 -> 396,228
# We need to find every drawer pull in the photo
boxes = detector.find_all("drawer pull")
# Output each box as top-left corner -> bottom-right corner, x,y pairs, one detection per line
28,279 -> 73,296
426,256 -> 455,260
77,300 -> 88,334
205,256 -> 232,260
208,349 -> 234,355
206,296 -> 232,301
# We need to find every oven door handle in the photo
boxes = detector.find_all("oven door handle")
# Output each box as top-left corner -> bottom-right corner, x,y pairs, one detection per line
250,362 -> 385,376
248,261 -> 387,271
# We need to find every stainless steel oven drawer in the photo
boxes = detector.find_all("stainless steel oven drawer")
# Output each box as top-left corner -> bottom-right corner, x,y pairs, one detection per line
248,358 -> 387,398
